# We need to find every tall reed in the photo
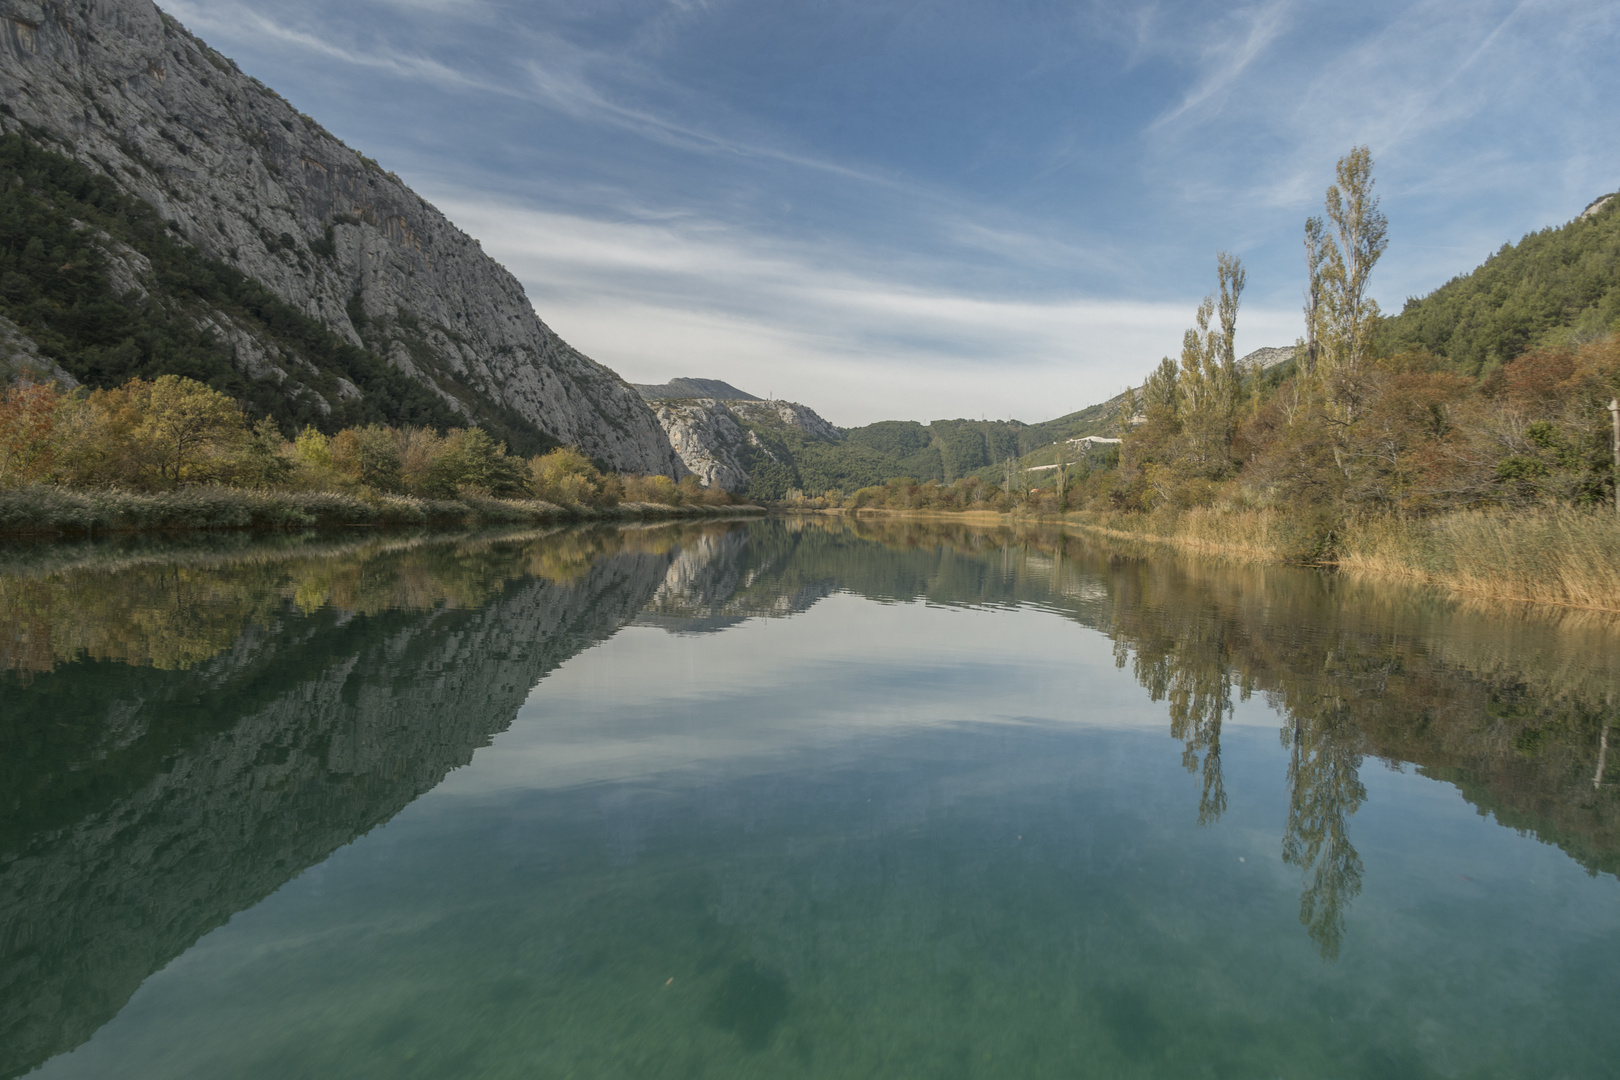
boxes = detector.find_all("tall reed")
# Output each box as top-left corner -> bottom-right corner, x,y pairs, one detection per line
1063,508 -> 1287,562
1337,508 -> 1620,612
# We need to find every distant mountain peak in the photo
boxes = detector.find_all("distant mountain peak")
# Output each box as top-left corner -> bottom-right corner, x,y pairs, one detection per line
633,378 -> 761,402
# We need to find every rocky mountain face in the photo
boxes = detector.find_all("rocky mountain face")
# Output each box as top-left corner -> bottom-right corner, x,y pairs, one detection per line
1238,345 -> 1295,371
630,348 -> 1298,496
647,393 -> 843,491
0,0 -> 681,474
0,312 -> 73,386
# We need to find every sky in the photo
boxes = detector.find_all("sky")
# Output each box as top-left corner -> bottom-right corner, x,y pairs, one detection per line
165,0 -> 1620,426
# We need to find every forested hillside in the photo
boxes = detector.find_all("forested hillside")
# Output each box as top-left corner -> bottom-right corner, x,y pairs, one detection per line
1378,193 -> 1620,372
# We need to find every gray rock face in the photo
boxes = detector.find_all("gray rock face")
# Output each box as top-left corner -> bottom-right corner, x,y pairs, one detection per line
646,394 -> 841,491
1237,345 -> 1296,372
0,0 -> 682,474
0,313 -> 76,388
732,399 -> 842,442
652,399 -> 753,490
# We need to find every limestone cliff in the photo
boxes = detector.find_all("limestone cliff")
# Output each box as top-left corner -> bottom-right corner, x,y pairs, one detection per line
0,0 -> 682,473
647,393 -> 843,492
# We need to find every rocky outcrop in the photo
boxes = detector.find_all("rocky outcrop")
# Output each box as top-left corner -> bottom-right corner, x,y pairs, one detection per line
646,390 -> 842,491
732,399 -> 842,442
652,399 -> 754,490
0,0 -> 681,474
0,313 -> 75,387
1237,345 -> 1295,372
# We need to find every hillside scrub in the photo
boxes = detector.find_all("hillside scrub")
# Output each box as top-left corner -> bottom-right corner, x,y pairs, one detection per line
0,132 -> 466,438
0,374 -> 745,534
1378,188 -> 1620,372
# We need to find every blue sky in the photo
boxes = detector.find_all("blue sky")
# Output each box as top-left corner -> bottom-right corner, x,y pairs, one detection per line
167,0 -> 1620,425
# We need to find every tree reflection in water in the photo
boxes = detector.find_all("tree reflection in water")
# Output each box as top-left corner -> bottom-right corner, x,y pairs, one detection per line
1113,590 -> 1367,958
1117,623 -> 1239,828
2,510 -> 1615,1070
1282,704 -> 1366,960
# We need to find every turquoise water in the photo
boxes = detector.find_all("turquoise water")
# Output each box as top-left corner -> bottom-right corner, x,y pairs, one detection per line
2,519 -> 1617,1078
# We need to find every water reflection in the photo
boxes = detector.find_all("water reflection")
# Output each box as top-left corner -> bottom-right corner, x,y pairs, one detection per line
0,525 -> 699,1078
1,517 -> 1617,1075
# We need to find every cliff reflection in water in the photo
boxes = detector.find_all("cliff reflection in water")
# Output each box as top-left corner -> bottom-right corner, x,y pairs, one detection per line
0,524 -> 709,1078
1,517 -> 1617,1075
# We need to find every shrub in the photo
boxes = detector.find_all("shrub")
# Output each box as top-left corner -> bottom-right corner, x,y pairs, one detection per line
528,447 -> 619,507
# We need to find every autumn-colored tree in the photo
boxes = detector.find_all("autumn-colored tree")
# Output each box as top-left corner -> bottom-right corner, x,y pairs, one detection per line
329,424 -> 403,491
422,426 -> 527,498
96,375 -> 250,488
529,446 -> 620,507
0,384 -> 61,488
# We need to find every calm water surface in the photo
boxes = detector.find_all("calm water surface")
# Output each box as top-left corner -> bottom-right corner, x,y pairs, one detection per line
2,518 -> 1617,1079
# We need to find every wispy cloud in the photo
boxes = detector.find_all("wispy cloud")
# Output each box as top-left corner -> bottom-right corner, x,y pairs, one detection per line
1152,0 -> 1292,127
156,0 -> 1620,421
514,52 -> 903,188
429,193 -> 1298,425
162,0 -> 513,94
169,0 -> 904,190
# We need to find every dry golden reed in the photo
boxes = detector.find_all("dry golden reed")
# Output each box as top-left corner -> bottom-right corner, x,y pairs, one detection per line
1338,508 -> 1620,613
1062,508 -> 1287,563
1060,505 -> 1620,614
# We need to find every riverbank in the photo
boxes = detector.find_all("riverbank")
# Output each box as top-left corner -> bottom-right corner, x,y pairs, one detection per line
0,484 -> 764,537
819,504 -> 1620,614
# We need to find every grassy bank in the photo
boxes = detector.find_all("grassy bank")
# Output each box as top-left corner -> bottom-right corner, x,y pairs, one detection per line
1062,506 -> 1620,613
0,484 -> 763,538
1336,508 -> 1620,611
818,504 -> 1620,614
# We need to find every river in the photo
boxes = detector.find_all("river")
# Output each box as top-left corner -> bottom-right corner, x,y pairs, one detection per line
2,517 -> 1616,1078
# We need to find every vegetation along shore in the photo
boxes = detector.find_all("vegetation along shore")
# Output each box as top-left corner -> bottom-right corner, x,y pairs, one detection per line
771,150 -> 1620,612
0,375 -> 755,537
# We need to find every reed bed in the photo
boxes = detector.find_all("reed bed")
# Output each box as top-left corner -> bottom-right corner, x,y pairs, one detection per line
1062,508 -> 1288,562
1062,505 -> 1620,613
1337,508 -> 1620,612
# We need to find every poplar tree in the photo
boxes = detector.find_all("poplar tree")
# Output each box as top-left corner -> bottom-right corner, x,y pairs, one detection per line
1174,253 -> 1246,475
1301,216 -> 1329,377
1312,147 -> 1388,380
1214,249 -> 1246,415
1142,357 -> 1180,425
